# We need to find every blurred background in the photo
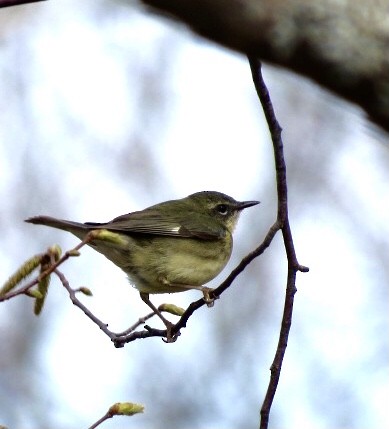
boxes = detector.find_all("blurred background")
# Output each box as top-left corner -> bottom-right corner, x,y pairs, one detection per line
0,1 -> 388,428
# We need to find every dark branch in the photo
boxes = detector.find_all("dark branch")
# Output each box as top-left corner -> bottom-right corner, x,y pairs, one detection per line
0,0 -> 46,8
247,57 -> 308,429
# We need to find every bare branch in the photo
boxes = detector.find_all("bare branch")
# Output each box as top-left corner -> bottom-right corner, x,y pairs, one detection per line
248,57 -> 308,429
54,268 -> 117,340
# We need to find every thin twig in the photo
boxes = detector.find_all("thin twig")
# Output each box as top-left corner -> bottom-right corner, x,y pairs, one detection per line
247,57 -> 308,429
114,311 -> 157,336
88,412 -> 111,429
55,267 -> 167,345
54,268 -> 117,340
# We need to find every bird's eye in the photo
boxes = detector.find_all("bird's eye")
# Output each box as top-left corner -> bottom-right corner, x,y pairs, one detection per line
216,204 -> 229,215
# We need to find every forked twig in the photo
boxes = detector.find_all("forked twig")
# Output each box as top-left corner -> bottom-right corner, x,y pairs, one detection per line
247,57 -> 308,429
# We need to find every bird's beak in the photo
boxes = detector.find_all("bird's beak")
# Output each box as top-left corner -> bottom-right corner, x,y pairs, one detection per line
236,200 -> 260,210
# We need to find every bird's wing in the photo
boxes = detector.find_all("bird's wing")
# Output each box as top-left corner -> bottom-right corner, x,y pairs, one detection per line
84,208 -> 225,240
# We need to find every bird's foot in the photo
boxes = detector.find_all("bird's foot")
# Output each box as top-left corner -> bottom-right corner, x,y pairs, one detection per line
163,320 -> 180,343
201,287 -> 217,308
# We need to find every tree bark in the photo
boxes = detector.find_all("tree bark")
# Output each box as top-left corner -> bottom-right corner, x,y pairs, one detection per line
142,0 -> 389,133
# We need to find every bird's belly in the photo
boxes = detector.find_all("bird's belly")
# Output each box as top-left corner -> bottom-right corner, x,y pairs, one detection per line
128,237 -> 232,294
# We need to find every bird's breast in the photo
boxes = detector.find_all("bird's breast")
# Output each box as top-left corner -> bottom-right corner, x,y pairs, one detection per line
128,234 -> 233,293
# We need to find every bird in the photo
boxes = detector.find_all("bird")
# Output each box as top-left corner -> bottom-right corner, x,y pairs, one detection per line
26,191 -> 259,339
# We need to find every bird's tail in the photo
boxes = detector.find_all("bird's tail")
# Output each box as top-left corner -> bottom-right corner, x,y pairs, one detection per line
25,216 -> 90,240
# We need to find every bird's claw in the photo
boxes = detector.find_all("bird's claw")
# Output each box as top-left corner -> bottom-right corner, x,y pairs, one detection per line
163,321 -> 180,343
202,287 -> 217,308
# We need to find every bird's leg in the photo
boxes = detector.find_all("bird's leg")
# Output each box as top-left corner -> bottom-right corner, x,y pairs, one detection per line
164,282 -> 216,308
180,284 -> 216,307
139,292 -> 176,342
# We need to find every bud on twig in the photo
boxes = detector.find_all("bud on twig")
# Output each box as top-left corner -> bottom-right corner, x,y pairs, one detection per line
158,303 -> 186,316
108,402 -> 144,416
77,287 -> 93,296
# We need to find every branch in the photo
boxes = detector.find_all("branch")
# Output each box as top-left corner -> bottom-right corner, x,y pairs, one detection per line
54,267 -> 177,344
0,0 -> 46,8
141,0 -> 389,133
248,57 -> 308,429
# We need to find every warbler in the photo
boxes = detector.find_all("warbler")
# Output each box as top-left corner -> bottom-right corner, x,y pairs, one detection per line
26,191 -> 258,336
